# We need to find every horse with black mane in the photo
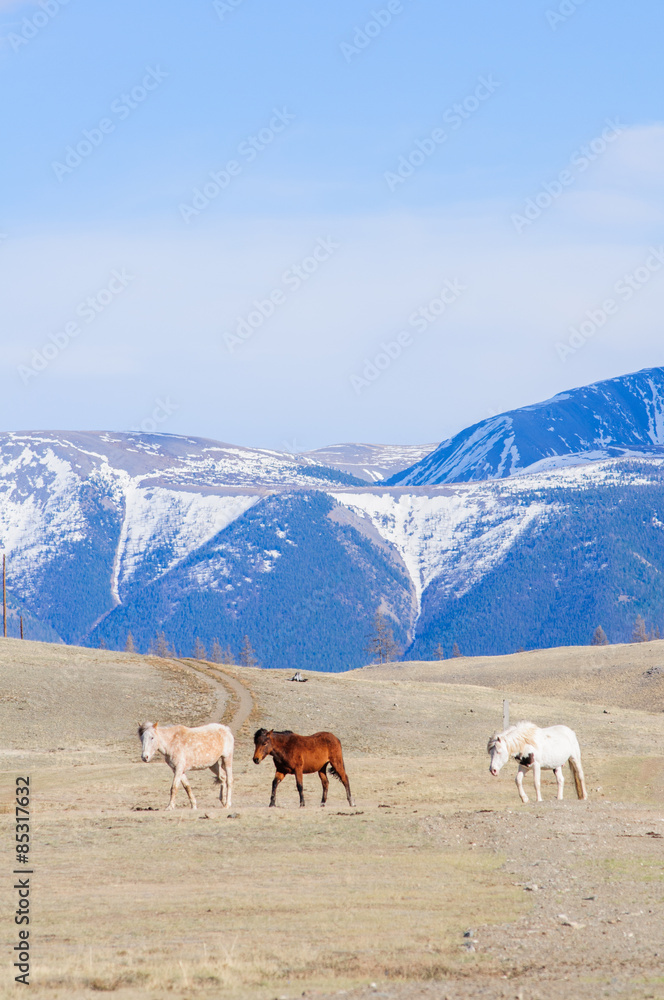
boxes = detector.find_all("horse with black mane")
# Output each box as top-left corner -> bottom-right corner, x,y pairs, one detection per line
253,728 -> 355,808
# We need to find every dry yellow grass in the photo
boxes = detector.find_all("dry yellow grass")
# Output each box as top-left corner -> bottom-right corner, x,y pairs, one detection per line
0,638 -> 663,999
356,638 -> 664,713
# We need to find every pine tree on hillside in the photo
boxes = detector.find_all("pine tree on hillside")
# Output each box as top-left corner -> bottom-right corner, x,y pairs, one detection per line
591,625 -> 609,646
435,643 -> 445,660
451,641 -> 462,658
124,632 -> 136,653
151,632 -> 172,658
367,611 -> 400,664
649,625 -> 661,641
193,637 -> 207,660
240,635 -> 259,668
98,637 -> 107,650
632,614 -> 648,643
210,638 -> 235,664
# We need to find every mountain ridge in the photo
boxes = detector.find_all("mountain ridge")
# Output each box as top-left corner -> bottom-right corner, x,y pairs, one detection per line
3,367 -> 664,668
387,366 -> 664,486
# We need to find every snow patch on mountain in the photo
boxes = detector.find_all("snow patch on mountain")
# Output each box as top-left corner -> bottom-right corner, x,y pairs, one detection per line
113,485 -> 259,601
332,489 -> 551,611
303,443 -> 437,482
0,446 -> 92,596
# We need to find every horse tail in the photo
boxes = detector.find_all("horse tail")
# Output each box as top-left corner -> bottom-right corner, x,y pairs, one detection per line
569,757 -> 586,799
328,762 -> 344,784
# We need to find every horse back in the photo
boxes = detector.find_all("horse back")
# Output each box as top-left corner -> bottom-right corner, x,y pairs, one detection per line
272,730 -> 343,772
537,724 -> 581,766
171,723 -> 233,768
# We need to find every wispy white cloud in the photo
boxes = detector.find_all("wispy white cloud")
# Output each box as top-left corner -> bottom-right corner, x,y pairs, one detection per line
0,0 -> 35,9
2,125 -> 663,449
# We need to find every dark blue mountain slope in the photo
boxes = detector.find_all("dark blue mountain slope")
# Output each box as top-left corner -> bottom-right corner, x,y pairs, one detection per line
90,491 -> 414,671
389,367 -> 664,485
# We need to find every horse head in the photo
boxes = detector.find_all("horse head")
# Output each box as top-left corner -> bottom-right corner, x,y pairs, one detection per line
487,733 -> 509,776
253,728 -> 274,764
138,721 -> 160,762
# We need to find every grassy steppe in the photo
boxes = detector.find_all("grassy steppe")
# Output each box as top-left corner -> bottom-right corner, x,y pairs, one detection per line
1,638 -> 663,999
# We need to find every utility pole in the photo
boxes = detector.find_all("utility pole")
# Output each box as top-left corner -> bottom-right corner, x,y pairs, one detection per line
20,616 -> 23,640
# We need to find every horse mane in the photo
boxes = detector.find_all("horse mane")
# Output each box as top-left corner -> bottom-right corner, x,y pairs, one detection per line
254,728 -> 295,745
487,721 -> 538,755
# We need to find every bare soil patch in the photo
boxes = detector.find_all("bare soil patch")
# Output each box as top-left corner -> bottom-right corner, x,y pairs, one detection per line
0,637 -> 219,757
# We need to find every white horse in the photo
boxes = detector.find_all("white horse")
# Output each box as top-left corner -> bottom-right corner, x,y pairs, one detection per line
487,720 -> 587,803
138,721 -> 234,810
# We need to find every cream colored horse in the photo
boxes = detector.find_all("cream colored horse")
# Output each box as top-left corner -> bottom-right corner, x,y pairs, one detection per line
138,721 -> 234,810
487,720 -> 587,803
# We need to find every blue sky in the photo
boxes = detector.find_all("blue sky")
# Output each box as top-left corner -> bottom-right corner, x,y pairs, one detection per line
2,0 -> 664,450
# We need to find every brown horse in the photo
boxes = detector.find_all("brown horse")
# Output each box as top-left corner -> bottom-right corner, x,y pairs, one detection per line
253,729 -> 355,808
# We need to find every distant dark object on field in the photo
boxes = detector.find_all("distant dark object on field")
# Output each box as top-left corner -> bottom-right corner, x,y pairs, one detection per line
290,671 -> 308,682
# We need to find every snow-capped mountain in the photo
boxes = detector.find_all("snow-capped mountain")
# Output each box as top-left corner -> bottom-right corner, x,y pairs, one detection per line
2,368 -> 664,670
388,367 -> 664,485
301,443 -> 437,482
0,431 -> 419,658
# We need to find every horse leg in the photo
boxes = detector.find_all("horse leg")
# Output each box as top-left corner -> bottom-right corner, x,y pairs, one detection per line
295,767 -> 305,807
180,772 -> 197,810
222,753 -> 233,809
318,766 -> 329,806
554,765 -> 564,800
269,771 -> 285,807
209,761 -> 227,806
331,753 -> 355,807
167,765 -> 183,810
569,756 -> 588,800
515,765 -> 529,803
532,760 -> 543,802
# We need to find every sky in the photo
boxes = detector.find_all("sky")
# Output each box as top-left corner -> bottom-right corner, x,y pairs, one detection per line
2,0 -> 664,452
